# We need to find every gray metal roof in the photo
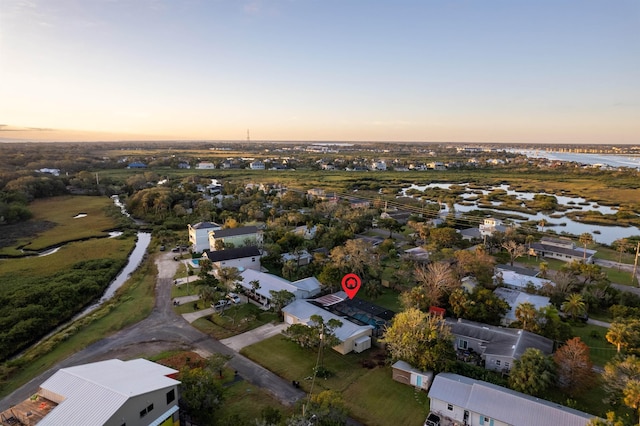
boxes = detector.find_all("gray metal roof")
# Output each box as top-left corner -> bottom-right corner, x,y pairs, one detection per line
38,359 -> 179,426
446,318 -> 553,358
211,226 -> 259,238
429,373 -> 595,426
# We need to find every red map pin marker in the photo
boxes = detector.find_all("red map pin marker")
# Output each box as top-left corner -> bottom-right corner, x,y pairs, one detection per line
341,273 -> 361,299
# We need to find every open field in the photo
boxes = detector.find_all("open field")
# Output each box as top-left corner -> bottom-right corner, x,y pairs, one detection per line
0,236 -> 134,278
0,196 -> 120,255
241,335 -> 427,426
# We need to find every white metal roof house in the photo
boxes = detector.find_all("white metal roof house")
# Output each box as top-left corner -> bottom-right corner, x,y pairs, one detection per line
446,318 -> 553,373
32,359 -> 180,426
188,221 -> 222,252
493,287 -> 551,326
494,267 -> 555,291
236,268 -> 321,307
428,373 -> 595,426
282,299 -> 373,354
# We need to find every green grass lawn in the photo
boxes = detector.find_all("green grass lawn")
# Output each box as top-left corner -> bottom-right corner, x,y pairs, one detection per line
570,323 -> 616,367
240,335 -> 427,426
190,304 -> 279,340
358,287 -> 403,313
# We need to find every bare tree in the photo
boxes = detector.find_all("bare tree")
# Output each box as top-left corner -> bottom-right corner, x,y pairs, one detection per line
413,261 -> 459,307
501,240 -> 527,266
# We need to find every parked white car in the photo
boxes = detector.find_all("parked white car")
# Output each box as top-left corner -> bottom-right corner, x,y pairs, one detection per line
211,299 -> 230,310
226,293 -> 241,304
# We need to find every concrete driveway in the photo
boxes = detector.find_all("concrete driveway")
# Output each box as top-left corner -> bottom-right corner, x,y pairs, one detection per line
221,323 -> 288,351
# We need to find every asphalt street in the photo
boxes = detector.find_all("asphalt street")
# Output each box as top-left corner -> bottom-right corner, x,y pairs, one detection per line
0,252 -> 304,411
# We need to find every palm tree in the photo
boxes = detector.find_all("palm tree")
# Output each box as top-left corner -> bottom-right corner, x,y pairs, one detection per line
561,293 -> 587,321
515,302 -> 538,331
538,219 -> 547,232
250,280 -> 261,299
579,232 -> 594,261
539,261 -> 549,279
607,321 -> 631,353
217,267 -> 243,291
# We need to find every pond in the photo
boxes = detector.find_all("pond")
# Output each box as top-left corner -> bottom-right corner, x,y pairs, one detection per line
399,183 -> 640,245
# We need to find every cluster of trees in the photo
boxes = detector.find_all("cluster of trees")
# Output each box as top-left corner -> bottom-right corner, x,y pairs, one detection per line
0,258 -> 125,361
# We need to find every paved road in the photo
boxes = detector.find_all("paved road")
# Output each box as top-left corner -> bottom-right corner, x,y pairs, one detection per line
0,253 -> 304,411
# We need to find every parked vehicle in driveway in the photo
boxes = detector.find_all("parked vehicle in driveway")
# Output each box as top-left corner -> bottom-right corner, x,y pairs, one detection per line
211,299 -> 231,310
227,293 -> 241,304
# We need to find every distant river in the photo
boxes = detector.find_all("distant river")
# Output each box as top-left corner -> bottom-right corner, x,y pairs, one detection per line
509,149 -> 640,170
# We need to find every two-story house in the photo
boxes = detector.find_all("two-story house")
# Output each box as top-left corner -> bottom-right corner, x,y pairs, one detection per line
188,221 -> 222,252
208,226 -> 262,251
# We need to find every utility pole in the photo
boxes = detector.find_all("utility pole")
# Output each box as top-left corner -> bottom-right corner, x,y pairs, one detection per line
633,241 -> 640,286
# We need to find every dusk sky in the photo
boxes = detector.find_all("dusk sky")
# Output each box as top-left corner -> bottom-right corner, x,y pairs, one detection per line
1,0 -> 638,143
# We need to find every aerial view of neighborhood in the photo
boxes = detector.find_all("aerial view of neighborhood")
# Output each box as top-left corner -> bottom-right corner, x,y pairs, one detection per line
0,141 -> 640,426
1,0 -> 638,425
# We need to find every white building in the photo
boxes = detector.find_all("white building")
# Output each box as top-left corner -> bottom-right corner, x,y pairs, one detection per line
196,162 -> 216,169
479,218 -> 509,238
428,373 -> 594,426
33,359 -> 180,426
495,267 -> 554,291
283,299 -> 373,354
236,268 -> 321,307
208,226 -> 262,251
493,287 -> 551,326
188,221 -> 222,252
204,246 -> 262,271
371,160 -> 387,171
249,160 -> 265,170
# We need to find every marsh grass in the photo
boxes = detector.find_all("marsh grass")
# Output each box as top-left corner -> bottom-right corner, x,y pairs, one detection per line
16,196 -> 120,251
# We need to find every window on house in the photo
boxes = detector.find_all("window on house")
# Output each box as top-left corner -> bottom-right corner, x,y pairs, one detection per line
505,362 -> 510,369
447,404 -> 453,411
167,389 -> 175,404
147,404 -> 154,412
458,339 -> 468,350
496,360 -> 501,366
252,258 -> 255,262
140,408 -> 147,418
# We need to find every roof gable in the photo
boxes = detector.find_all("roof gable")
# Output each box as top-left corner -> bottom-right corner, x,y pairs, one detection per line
429,373 -> 594,426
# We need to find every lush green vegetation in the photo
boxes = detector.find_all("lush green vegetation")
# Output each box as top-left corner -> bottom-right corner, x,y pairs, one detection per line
0,254 -> 156,396
241,335 -> 427,426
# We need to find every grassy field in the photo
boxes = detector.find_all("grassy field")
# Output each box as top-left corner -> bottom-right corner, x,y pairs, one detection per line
240,335 -> 427,426
0,236 -> 134,278
570,323 -> 617,367
358,287 -> 403,313
7,196 -> 120,253
189,304 -> 279,340
0,255 -> 156,397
